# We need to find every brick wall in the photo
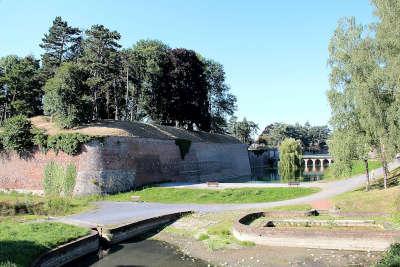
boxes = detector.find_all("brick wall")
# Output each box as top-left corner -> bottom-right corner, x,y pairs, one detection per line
0,137 -> 251,195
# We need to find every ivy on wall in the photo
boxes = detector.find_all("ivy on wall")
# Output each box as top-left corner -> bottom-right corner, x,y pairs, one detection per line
175,138 -> 192,160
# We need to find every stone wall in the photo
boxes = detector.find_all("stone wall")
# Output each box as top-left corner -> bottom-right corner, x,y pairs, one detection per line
0,136 -> 251,195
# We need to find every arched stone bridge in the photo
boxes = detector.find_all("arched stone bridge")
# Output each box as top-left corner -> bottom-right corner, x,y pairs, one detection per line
302,154 -> 333,168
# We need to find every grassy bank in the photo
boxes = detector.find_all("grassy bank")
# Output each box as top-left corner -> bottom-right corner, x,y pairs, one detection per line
0,191 -> 101,218
106,187 -> 320,204
323,160 -> 381,182
332,185 -> 400,214
0,222 -> 89,267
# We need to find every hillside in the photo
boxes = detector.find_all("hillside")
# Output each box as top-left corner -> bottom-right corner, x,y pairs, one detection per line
30,116 -> 241,144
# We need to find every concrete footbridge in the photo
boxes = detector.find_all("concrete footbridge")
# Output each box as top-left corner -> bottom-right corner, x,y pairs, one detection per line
302,154 -> 333,168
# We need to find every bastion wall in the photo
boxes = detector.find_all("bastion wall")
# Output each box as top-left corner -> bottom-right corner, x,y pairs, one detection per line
0,136 -> 251,195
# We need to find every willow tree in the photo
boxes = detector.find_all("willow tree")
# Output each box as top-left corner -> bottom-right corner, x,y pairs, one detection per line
278,138 -> 302,181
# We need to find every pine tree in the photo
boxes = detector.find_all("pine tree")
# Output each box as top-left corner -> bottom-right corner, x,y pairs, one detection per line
40,16 -> 82,77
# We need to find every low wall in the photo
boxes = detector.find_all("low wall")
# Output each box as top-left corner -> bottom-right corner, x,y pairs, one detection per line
0,136 -> 251,195
31,230 -> 99,267
233,212 -> 400,251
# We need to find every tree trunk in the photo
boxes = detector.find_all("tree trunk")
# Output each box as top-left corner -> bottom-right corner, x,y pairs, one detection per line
364,159 -> 370,191
380,142 -> 388,189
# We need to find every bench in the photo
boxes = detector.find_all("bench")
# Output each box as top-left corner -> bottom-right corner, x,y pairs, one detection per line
288,181 -> 300,186
207,181 -> 219,187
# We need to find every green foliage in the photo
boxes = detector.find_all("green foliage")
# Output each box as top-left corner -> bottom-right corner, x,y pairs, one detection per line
376,243 -> 400,267
31,127 -> 48,152
0,55 -> 43,122
43,62 -> 92,128
105,187 -> 319,204
0,115 -> 33,154
43,162 -> 76,197
278,138 -> 302,180
0,222 -> 89,267
228,116 -> 259,144
47,133 -> 96,155
40,16 -> 82,77
175,139 -> 192,159
258,122 -> 330,152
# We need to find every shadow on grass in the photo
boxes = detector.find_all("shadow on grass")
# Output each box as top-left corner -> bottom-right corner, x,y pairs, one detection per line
0,240 -> 48,267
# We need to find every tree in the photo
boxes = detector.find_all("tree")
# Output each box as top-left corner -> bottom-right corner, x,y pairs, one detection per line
166,48 -> 210,130
0,115 -> 33,154
80,24 -> 122,120
228,116 -> 259,144
40,16 -> 82,77
43,62 -> 91,128
258,122 -> 330,152
126,39 -> 172,123
327,17 -> 400,189
0,55 -> 43,122
202,58 -> 237,133
278,138 -> 302,181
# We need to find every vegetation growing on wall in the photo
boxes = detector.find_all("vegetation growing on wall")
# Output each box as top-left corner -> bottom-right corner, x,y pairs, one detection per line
46,133 -> 100,155
43,162 -> 77,197
175,139 -> 192,160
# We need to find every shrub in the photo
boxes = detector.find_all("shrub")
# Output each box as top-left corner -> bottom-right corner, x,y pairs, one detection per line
43,162 -> 76,197
31,127 -> 48,152
0,115 -> 33,154
175,138 -> 192,159
377,243 -> 400,267
47,133 -> 96,155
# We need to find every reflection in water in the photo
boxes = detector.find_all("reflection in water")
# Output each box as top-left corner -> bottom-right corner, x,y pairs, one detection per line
67,239 -> 209,267
250,165 -> 327,183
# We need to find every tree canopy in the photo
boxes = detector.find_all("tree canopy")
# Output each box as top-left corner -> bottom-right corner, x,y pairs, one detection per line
1,17 -> 237,135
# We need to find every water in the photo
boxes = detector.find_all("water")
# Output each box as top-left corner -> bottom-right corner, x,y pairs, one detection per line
250,165 -> 328,183
67,239 -> 209,267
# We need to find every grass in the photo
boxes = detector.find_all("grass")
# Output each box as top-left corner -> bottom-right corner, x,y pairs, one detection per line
0,191 -> 102,218
332,186 -> 400,214
0,222 -> 89,267
105,187 -> 320,204
322,160 -> 381,182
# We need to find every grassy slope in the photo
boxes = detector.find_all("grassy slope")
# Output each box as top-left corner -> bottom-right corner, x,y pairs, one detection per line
332,186 -> 400,213
106,187 -> 320,204
0,222 -> 89,267
323,160 -> 382,182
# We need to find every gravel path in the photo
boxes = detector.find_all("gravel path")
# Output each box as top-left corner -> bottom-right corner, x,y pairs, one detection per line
59,160 -> 400,227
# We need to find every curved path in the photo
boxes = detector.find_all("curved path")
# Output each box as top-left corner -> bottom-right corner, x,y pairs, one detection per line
60,160 -> 400,227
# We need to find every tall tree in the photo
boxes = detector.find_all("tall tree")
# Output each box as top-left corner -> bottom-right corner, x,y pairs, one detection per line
40,16 -> 82,77
0,55 -> 43,122
43,62 -> 91,128
228,116 -> 259,144
202,58 -> 237,133
80,24 -> 122,120
167,48 -> 210,130
327,17 -> 400,189
126,39 -> 171,122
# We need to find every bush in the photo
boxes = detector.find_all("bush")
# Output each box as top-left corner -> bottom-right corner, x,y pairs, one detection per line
43,162 -> 76,197
47,133 -> 96,155
377,243 -> 400,267
31,127 -> 48,152
0,115 -> 33,154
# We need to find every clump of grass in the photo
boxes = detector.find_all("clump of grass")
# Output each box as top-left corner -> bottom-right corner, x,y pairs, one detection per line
0,222 -> 89,267
376,243 -> 400,267
323,160 -> 381,182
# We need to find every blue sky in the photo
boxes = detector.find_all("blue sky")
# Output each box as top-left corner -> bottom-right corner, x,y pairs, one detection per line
0,0 -> 375,131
